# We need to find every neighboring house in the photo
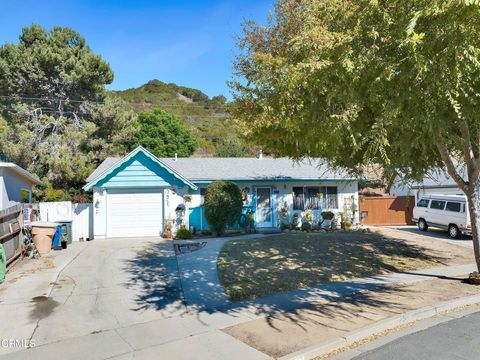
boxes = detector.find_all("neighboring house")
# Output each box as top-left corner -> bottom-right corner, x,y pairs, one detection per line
83,146 -> 361,239
0,162 -> 43,210
390,169 -> 466,198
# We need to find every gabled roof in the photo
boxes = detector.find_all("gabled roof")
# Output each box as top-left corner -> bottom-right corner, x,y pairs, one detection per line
0,162 -> 43,185
83,146 -> 198,191
86,152 -> 358,189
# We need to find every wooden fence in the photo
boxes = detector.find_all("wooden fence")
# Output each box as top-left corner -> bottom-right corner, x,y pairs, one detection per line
359,196 -> 415,226
0,204 -> 38,267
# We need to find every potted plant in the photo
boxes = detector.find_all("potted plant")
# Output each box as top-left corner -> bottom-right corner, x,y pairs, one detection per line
291,212 -> 300,230
320,211 -> 335,229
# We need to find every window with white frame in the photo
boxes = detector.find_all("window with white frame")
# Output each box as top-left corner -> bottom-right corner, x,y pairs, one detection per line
293,186 -> 338,210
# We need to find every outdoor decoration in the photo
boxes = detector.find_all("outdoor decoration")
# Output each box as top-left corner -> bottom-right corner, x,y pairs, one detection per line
291,212 -> 300,229
278,201 -> 290,228
320,211 -> 335,230
163,218 -> 173,239
247,210 -> 256,233
304,211 -> 313,223
241,187 -> 251,204
183,194 -> 192,204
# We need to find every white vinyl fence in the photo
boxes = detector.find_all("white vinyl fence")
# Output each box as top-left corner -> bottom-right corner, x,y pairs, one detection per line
39,201 -> 93,241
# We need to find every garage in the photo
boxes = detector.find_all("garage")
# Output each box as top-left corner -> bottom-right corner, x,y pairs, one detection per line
83,147 -> 198,239
107,189 -> 163,238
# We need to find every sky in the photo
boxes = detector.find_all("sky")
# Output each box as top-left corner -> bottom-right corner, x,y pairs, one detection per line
0,0 -> 274,98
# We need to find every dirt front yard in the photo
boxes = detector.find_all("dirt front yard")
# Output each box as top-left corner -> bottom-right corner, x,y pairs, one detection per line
217,228 -> 474,301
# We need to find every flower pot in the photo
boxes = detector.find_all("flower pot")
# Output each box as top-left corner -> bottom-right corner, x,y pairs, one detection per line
322,219 -> 331,229
31,222 -> 58,255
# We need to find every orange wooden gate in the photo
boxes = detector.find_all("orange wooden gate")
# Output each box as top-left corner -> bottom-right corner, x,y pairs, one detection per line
359,196 -> 415,226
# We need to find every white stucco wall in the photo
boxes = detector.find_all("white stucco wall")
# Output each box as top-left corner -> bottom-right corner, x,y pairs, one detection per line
0,168 -> 34,210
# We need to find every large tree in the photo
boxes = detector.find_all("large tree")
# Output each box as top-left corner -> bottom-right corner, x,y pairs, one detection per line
232,0 -> 480,274
135,108 -> 197,157
0,25 -> 136,198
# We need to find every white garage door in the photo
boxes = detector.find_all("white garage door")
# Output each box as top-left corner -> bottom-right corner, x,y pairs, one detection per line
107,189 -> 163,238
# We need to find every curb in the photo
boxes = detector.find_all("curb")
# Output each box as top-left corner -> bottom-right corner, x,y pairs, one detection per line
279,294 -> 480,360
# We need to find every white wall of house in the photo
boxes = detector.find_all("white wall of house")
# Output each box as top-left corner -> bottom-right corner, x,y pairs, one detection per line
189,180 -> 359,228
0,168 -> 33,210
415,187 -> 465,198
91,181 -> 359,238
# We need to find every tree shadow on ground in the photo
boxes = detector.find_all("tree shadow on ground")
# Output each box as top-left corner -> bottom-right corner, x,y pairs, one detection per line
123,241 -> 187,314
217,231 -> 452,302
122,233 -> 467,334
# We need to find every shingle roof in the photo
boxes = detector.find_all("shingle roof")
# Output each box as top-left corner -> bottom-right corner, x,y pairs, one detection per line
86,157 -> 122,183
86,155 -> 357,184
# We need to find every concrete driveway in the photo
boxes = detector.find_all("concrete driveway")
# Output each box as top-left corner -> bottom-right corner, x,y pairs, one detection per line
380,225 -> 473,248
0,237 -> 270,360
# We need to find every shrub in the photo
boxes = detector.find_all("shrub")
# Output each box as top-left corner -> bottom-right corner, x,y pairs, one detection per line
201,229 -> 213,236
175,228 -> 193,239
321,211 -> 335,220
204,180 -> 243,235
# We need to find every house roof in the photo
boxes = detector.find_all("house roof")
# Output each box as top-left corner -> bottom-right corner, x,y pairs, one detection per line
410,168 -> 465,189
86,150 -> 358,188
0,162 -> 43,185
83,146 -> 198,191
159,157 -> 355,181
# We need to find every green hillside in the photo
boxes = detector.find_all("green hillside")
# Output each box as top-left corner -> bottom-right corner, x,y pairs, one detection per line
114,80 -> 248,156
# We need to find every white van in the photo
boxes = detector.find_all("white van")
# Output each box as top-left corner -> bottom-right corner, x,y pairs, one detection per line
412,194 -> 471,238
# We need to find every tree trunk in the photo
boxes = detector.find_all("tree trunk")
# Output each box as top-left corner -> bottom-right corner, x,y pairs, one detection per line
465,182 -> 480,272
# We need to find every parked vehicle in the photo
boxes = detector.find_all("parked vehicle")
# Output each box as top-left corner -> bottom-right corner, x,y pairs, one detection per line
412,194 -> 471,238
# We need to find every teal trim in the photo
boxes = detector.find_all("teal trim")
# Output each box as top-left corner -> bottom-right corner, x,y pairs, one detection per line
188,206 -> 210,231
192,178 -> 359,184
83,146 -> 197,191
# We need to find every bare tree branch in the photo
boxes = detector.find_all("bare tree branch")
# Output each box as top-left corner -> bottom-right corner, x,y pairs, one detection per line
436,141 -> 470,194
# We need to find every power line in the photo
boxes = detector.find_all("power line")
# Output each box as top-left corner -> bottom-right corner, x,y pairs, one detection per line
0,95 -> 235,109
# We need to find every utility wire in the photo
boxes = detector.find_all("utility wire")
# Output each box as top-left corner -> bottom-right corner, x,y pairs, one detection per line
0,95 -> 235,109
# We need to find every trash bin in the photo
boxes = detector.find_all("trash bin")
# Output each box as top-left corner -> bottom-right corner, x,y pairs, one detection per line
57,221 -> 72,244
0,244 -> 6,284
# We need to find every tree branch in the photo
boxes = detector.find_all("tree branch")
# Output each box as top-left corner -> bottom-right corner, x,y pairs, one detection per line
458,118 -> 480,183
436,141 -> 470,194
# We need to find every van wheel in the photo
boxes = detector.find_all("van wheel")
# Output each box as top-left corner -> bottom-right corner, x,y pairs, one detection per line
448,224 -> 460,239
418,219 -> 428,231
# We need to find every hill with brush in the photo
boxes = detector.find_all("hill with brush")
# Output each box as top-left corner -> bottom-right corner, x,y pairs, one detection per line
114,80 -> 252,156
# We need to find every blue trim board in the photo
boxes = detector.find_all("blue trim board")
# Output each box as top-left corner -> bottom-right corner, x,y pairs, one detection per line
192,178 -> 359,184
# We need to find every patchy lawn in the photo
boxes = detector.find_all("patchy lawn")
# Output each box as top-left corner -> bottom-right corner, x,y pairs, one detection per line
217,230 -> 466,301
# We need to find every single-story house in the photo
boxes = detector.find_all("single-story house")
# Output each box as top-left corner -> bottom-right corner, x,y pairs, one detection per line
0,160 -> 42,210
390,169 -> 466,198
83,146 -> 361,239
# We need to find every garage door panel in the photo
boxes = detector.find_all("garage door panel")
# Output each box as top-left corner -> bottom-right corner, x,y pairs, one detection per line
107,189 -> 163,238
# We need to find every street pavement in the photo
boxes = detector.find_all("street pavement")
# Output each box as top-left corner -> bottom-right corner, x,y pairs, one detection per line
352,310 -> 480,360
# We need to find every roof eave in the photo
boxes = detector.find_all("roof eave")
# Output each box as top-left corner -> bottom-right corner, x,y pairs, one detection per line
0,163 -> 43,185
83,147 -> 198,192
